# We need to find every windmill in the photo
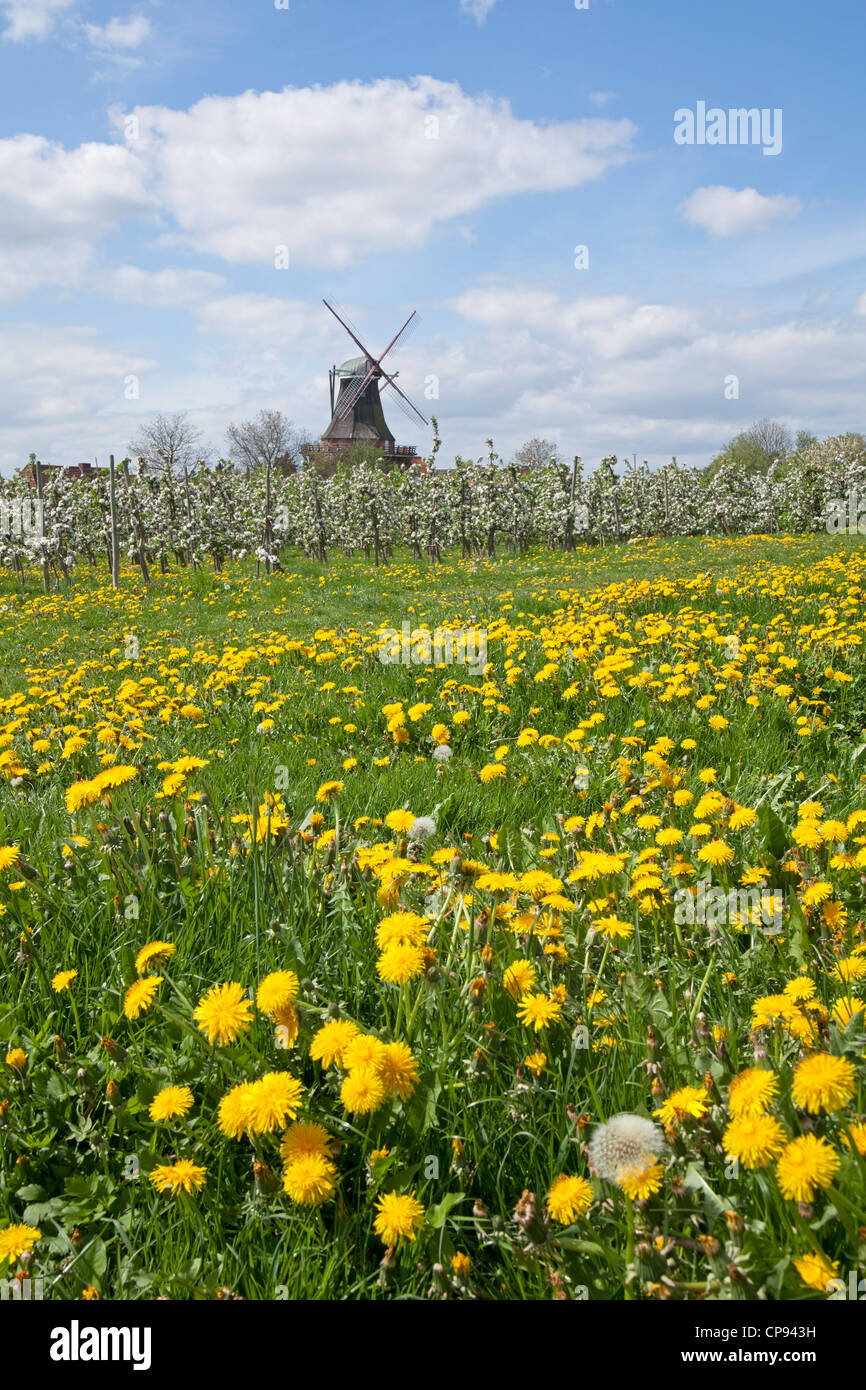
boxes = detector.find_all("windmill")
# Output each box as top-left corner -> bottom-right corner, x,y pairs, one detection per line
320,298 -> 428,462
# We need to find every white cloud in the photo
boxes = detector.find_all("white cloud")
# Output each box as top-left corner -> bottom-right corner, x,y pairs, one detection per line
0,133 -> 154,301
5,283 -> 866,473
679,185 -> 803,239
452,286 -> 700,360
105,265 -> 226,307
115,77 -> 635,268
587,91 -> 617,107
438,281 -> 866,462
0,0 -> 74,41
0,78 -> 633,301
460,0 -> 498,23
193,293 -> 329,351
0,324 -> 155,471
85,14 -> 151,54
0,134 -> 152,230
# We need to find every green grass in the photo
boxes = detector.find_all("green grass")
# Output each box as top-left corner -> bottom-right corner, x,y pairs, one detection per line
1,534 -> 865,1300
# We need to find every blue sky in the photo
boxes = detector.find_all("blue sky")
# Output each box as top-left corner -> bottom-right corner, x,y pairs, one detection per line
1,0 -> 864,472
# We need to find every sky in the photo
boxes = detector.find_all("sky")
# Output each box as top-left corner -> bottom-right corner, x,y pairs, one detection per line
1,0 -> 865,473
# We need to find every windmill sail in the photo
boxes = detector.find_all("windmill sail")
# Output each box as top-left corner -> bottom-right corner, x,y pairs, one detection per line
320,301 -> 428,461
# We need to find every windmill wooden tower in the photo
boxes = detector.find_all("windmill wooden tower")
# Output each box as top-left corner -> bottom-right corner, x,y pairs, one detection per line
320,298 -> 428,462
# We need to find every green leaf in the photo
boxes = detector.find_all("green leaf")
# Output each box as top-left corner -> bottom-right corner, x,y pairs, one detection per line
786,890 -> 809,965
70,1237 -> 108,1291
757,802 -> 787,860
683,1163 -> 725,1222
426,1193 -> 465,1229
14,1184 -> 48,1201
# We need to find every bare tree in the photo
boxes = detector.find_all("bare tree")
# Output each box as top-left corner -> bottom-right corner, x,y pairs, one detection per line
514,437 -> 563,469
128,411 -> 205,473
225,409 -> 307,477
795,429 -> 818,454
709,418 -> 792,478
226,410 -> 309,576
742,418 -> 792,461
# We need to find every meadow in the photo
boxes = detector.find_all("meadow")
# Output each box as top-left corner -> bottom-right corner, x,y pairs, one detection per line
1,532 -> 865,1301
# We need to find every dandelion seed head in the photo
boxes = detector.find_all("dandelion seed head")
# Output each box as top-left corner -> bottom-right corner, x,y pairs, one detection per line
587,1112 -> 664,1183
408,815 -> 437,840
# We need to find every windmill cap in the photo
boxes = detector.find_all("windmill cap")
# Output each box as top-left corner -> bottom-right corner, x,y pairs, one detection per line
337,354 -> 374,377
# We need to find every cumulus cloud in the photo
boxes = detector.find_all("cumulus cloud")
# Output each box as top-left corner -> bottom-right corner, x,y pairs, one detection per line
679,185 -> 803,238
85,14 -> 151,56
0,0 -> 74,41
0,133 -> 154,301
105,265 -> 226,307
0,324 -> 156,470
0,78 -> 634,301
113,77 -> 635,268
452,286 -> 700,360
0,133 -> 152,232
6,283 -> 866,472
438,281 -> 866,462
193,293 -> 331,352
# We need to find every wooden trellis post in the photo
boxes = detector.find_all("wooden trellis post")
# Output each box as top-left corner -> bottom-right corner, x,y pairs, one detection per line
35,458 -> 50,594
108,455 -> 120,589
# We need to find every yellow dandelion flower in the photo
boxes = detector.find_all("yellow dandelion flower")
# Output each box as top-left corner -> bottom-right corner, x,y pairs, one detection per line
282,1153 -> 336,1205
193,981 -> 253,1046
247,1072 -> 304,1134
503,959 -> 537,1000
279,1121 -> 333,1162
791,1052 -> 856,1114
697,839 -> 734,867
794,1251 -> 840,1293
723,1113 -> 787,1169
218,1081 -> 258,1139
653,1086 -> 708,1125
123,975 -> 162,1020
373,1190 -> 425,1246
728,1067 -> 778,1117
135,940 -> 175,975
376,1040 -> 419,1099
309,1018 -> 360,1067
776,1134 -> 839,1202
148,1159 -> 207,1195
149,1085 -> 194,1122
842,1121 -> 866,1156
479,763 -> 506,783
516,992 -> 562,1031
547,1173 -> 594,1224
256,970 -> 299,1018
592,915 -> 634,941
343,1034 -> 386,1071
832,996 -> 864,1028
91,764 -> 138,792
340,1065 -> 386,1114
65,780 -> 100,813
377,942 -> 426,986
0,1222 -> 41,1264
618,1160 -> 664,1201
375,911 -> 428,950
